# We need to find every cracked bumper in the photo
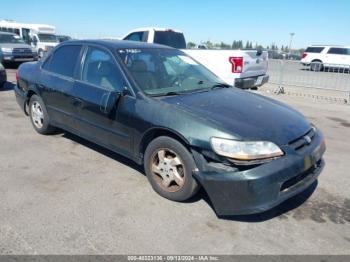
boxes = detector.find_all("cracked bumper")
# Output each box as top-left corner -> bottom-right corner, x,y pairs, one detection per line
193,132 -> 326,216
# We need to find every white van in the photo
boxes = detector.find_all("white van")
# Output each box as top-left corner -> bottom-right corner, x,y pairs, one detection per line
301,45 -> 350,71
0,20 -> 59,58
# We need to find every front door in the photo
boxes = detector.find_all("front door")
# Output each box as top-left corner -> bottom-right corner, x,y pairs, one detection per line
72,46 -> 133,155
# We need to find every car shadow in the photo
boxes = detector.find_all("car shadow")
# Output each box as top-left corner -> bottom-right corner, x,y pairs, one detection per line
0,81 -> 15,91
301,68 -> 350,74
61,131 -> 144,174
58,131 -> 318,222
216,181 -> 318,222
3,63 -> 20,69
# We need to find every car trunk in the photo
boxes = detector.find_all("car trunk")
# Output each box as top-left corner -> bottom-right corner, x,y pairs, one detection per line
240,50 -> 268,78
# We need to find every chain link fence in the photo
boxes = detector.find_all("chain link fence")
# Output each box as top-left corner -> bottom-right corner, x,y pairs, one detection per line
268,59 -> 350,94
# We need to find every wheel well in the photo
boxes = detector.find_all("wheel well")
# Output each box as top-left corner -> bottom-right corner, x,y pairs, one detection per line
311,59 -> 322,63
27,90 -> 37,102
140,128 -> 190,157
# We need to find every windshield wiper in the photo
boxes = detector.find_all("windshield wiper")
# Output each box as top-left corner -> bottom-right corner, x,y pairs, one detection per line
150,91 -> 183,97
210,82 -> 232,90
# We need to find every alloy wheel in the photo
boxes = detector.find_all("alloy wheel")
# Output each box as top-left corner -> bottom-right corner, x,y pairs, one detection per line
150,148 -> 185,192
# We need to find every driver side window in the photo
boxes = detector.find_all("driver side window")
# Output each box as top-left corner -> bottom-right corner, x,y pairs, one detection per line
81,47 -> 124,91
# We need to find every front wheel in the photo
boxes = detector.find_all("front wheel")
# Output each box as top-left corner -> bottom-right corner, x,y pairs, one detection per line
144,136 -> 200,201
29,95 -> 55,135
38,49 -> 44,59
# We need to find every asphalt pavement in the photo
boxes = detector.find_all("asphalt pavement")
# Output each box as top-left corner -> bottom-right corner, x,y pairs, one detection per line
0,69 -> 349,254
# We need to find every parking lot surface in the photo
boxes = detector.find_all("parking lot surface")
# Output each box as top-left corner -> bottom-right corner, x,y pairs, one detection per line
1,69 -> 349,254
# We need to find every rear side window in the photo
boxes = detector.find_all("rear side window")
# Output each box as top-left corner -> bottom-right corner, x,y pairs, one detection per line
47,45 -> 81,78
154,31 -> 186,49
305,47 -> 324,53
327,48 -> 346,55
125,31 -> 148,42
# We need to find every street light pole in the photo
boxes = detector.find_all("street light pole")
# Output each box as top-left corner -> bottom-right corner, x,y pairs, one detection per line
288,33 -> 295,58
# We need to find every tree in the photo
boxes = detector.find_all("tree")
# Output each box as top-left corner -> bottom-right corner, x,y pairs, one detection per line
220,42 -> 231,49
187,42 -> 196,49
203,40 -> 214,49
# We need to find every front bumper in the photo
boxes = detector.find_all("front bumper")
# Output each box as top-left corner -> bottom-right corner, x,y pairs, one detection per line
1,53 -> 37,62
234,74 -> 269,89
193,131 -> 326,216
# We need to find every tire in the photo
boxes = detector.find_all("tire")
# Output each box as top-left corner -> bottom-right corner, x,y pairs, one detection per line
38,49 -> 44,59
310,60 -> 323,72
29,95 -> 55,135
144,136 -> 200,201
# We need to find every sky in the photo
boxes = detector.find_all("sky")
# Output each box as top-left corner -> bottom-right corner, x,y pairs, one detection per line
1,0 -> 349,49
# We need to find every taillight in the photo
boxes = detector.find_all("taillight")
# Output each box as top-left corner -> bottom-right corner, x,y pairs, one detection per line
229,57 -> 243,73
302,53 -> 307,59
16,70 -> 19,82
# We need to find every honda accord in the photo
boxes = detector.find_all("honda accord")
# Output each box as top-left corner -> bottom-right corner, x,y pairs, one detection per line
14,40 -> 326,216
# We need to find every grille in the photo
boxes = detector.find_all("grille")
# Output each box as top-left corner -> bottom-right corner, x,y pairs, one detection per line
13,48 -> 32,54
289,127 -> 316,151
280,159 -> 321,192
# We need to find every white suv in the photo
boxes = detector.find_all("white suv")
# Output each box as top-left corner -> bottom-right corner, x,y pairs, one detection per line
301,45 -> 350,71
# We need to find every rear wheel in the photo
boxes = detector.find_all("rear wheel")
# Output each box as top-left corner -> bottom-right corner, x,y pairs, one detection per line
29,95 -> 55,134
144,136 -> 199,201
310,60 -> 323,72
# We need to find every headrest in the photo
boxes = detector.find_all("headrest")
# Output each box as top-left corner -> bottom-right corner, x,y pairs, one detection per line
89,61 -> 113,76
131,60 -> 147,72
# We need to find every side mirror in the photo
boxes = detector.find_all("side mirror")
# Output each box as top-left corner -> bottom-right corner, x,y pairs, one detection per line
256,47 -> 263,56
100,91 -> 121,114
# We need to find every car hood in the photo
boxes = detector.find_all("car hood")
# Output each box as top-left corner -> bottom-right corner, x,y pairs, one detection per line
0,43 -> 32,49
160,88 -> 311,145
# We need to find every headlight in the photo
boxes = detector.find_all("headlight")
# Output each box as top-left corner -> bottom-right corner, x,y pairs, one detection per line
0,63 -> 4,70
210,137 -> 283,161
1,47 -> 13,53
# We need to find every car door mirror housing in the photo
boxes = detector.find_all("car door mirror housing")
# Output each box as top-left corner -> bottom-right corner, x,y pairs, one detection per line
256,47 -> 263,56
100,90 -> 121,114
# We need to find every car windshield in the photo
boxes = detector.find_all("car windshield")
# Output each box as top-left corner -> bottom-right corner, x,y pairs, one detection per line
0,34 -> 24,44
38,34 -> 58,43
117,48 -> 225,96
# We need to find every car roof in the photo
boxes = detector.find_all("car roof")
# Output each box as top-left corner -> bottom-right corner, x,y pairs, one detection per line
307,45 -> 350,48
128,27 -> 183,33
0,31 -> 16,36
62,39 -> 173,50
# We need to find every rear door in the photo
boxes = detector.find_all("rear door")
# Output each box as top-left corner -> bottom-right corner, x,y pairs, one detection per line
40,44 -> 82,129
72,45 -> 133,155
326,47 -> 348,66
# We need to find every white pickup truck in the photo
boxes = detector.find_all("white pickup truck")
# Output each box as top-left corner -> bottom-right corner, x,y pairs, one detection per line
122,27 -> 269,89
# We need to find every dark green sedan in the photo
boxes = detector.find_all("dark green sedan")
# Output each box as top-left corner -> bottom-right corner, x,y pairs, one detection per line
14,40 -> 326,216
